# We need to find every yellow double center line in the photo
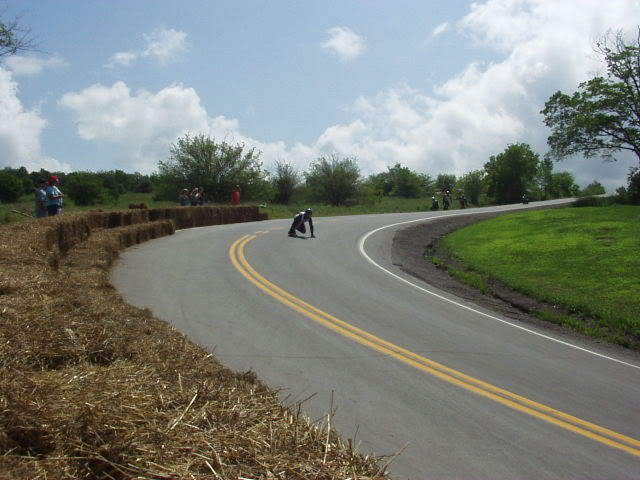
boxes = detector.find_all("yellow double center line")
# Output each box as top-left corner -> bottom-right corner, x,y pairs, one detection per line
230,234 -> 640,457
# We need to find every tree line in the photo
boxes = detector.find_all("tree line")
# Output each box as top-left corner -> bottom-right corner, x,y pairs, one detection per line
1,22 -> 639,207
0,141 -> 607,208
0,167 -> 153,204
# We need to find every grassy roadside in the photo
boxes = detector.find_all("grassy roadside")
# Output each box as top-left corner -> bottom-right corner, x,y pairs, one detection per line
1,193 -> 177,223
3,192 -> 481,224
442,205 -> 640,348
0,209 -> 387,479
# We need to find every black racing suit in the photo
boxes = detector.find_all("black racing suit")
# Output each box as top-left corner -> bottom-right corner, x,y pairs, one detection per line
288,211 -> 314,236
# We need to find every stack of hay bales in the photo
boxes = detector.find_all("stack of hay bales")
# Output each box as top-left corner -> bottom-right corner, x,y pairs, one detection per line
0,208 -> 387,479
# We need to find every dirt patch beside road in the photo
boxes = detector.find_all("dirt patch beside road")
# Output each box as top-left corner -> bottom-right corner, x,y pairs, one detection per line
392,212 -> 543,322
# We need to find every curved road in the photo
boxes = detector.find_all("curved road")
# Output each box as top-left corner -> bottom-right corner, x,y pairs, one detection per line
112,200 -> 640,479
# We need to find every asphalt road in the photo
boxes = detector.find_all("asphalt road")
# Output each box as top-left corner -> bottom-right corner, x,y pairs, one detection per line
112,200 -> 640,479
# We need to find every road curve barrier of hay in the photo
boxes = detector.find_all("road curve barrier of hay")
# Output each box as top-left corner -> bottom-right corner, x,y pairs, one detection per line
0,206 -> 388,479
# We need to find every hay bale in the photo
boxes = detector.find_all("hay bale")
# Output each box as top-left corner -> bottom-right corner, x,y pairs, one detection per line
45,215 -> 91,254
174,207 -> 194,229
132,209 -> 149,224
0,209 -> 387,479
148,208 -> 171,222
85,211 -> 109,229
107,211 -> 123,228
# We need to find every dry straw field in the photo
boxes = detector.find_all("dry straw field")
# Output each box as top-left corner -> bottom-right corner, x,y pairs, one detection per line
0,206 -> 387,479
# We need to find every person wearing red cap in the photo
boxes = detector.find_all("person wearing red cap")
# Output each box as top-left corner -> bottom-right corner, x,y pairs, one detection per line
45,175 -> 64,216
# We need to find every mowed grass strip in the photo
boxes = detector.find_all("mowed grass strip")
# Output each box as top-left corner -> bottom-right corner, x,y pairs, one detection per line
443,206 -> 640,346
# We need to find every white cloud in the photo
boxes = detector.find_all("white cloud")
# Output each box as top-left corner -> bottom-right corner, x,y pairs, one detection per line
321,26 -> 366,62
106,50 -> 138,68
0,68 -> 68,171
105,27 -> 188,68
57,1 -> 640,191
142,28 -> 189,65
57,79 -> 318,175
5,53 -> 67,76
431,22 -> 450,38
313,0 -> 640,191
59,81 -> 211,172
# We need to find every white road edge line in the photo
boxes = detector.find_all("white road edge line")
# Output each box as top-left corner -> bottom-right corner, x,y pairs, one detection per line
358,210 -> 640,371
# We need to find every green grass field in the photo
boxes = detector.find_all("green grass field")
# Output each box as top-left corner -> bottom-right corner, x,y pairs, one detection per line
444,206 -> 640,346
260,195 -> 450,219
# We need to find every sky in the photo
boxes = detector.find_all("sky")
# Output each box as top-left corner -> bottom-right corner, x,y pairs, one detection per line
1,0 -> 639,192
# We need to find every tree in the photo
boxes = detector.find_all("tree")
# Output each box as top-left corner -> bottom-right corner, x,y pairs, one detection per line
95,170 -> 125,198
436,174 -> 457,194
581,181 -> 606,196
627,167 -> 640,203
2,166 -> 34,194
368,163 -> 426,198
131,172 -> 153,193
366,171 -> 393,196
390,164 -> 425,198
65,172 -> 109,206
0,170 -> 22,202
305,154 -> 361,206
484,143 -> 540,204
457,169 -> 485,205
28,168 -> 51,187
0,12 -> 35,59
535,157 -> 554,200
548,171 -> 580,198
541,28 -> 640,165
156,134 -> 267,203
271,160 -> 298,204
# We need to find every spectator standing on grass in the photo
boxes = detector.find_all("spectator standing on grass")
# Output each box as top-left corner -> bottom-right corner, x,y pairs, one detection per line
231,185 -> 241,205
179,189 -> 190,206
190,187 -> 200,206
45,176 -> 64,216
443,191 -> 451,210
34,179 -> 48,217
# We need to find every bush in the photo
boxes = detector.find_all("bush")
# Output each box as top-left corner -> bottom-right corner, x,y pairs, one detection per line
0,171 -> 23,203
305,155 -> 361,206
134,177 -> 153,193
271,161 -> 298,204
65,172 -> 109,206
628,167 -> 640,204
581,181 -> 606,196
157,134 -> 267,203
573,196 -> 616,207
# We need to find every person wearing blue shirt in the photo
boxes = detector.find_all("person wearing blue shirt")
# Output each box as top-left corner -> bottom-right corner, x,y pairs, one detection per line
45,175 -> 64,216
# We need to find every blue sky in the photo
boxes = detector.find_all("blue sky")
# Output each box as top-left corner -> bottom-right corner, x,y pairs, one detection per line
1,0 -> 639,192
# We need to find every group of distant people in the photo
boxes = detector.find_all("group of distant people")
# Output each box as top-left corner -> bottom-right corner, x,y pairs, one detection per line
178,185 -> 242,206
430,191 -> 467,211
32,178 -> 318,239
34,175 -> 64,218
179,187 -> 205,206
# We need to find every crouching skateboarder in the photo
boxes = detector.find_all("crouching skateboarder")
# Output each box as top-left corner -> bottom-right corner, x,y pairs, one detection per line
288,208 -> 315,238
